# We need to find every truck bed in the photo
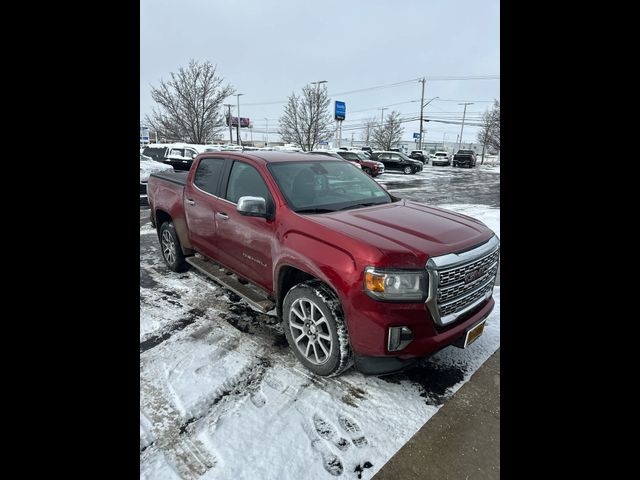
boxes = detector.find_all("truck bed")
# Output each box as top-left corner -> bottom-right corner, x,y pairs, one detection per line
149,170 -> 188,186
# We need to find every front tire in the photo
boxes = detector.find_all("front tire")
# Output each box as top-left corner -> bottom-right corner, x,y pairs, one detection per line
403,165 -> 413,174
159,222 -> 188,272
283,280 -> 352,376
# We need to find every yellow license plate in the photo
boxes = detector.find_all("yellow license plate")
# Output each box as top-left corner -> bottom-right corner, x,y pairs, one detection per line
464,320 -> 486,348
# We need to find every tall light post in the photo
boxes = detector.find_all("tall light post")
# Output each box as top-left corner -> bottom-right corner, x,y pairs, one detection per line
223,104 -> 233,144
311,80 -> 327,150
379,107 -> 387,125
234,93 -> 244,146
457,102 -> 474,152
416,93 -> 439,151
264,118 -> 269,147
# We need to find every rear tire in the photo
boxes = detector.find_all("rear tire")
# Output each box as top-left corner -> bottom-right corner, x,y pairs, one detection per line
282,280 -> 352,376
159,222 -> 188,272
403,165 -> 412,174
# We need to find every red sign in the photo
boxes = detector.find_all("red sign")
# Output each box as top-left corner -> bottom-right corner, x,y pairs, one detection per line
226,116 -> 251,128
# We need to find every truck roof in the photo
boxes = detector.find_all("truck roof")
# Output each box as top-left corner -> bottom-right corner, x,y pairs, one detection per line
214,151 -> 345,165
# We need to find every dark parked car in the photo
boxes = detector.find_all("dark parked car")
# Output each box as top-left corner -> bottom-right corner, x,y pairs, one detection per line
409,150 -> 429,163
335,150 -> 385,177
370,151 -> 423,174
452,150 -> 477,168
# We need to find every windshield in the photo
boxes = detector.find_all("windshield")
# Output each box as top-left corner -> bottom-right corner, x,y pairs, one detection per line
268,160 -> 392,213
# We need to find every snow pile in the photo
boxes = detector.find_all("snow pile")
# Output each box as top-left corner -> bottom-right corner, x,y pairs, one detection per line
140,160 -> 173,183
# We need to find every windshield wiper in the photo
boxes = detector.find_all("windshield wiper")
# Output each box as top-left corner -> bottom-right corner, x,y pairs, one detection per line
294,208 -> 336,214
337,202 -> 385,211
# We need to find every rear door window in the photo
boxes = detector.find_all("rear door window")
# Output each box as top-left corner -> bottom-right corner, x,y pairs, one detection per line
194,158 -> 226,196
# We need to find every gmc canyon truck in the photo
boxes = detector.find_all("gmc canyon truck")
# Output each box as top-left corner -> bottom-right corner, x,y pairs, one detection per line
147,151 -> 499,376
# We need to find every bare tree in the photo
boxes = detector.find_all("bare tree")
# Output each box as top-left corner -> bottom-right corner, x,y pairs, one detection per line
477,100 -> 500,163
278,84 -> 334,151
371,111 -> 404,151
144,60 -> 235,144
360,117 -> 378,144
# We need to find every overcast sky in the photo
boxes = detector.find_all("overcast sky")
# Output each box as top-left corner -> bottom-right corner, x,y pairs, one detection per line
140,0 -> 499,146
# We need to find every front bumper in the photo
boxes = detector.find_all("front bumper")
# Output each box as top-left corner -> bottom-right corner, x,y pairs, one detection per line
350,299 -> 494,374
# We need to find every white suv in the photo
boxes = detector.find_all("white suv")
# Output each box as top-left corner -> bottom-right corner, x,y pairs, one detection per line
431,151 -> 451,166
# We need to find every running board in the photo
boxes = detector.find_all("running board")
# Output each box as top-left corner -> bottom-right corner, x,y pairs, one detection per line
186,256 -> 275,313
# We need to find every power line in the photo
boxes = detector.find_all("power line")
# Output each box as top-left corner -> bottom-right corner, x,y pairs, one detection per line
241,76 -> 499,106
435,98 -> 496,102
426,75 -> 500,80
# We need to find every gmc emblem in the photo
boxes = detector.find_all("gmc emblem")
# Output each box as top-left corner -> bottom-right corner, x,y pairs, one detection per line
464,266 -> 487,283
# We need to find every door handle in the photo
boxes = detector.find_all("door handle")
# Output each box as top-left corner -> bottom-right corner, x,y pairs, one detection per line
216,212 -> 229,220
186,199 -> 195,206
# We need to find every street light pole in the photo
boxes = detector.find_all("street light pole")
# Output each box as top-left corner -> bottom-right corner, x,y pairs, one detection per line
418,78 -> 425,150
310,80 -> 327,150
234,93 -> 244,146
379,107 -> 387,125
457,102 -> 473,152
223,104 -> 233,144
417,95 -> 439,150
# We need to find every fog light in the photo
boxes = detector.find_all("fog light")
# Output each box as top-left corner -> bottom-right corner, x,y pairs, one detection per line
388,326 -> 413,352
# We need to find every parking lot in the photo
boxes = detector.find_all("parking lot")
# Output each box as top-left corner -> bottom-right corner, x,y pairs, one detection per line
140,162 -> 500,479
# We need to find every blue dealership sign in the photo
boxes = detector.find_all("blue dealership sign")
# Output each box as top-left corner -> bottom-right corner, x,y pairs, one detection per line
335,101 -> 346,120
413,132 -> 420,139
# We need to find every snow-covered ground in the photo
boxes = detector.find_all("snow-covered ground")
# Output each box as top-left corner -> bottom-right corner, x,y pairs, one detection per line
140,172 -> 500,479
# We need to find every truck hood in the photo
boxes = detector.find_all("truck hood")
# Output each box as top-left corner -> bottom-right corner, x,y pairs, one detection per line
306,199 -> 495,265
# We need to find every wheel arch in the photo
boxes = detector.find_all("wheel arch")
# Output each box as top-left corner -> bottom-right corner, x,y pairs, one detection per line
154,208 -> 194,255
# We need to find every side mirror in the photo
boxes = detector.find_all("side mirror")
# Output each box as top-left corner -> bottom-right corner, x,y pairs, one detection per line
237,196 -> 271,219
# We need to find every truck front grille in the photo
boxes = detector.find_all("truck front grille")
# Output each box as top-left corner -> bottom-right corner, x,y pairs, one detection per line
425,236 -> 499,327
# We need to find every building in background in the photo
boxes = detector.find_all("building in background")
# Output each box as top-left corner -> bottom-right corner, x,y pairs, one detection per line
140,126 -> 150,147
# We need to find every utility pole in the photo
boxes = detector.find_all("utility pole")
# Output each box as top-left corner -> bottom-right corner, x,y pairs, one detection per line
224,104 -> 233,143
264,118 -> 269,147
457,102 -> 474,152
351,132 -> 354,147
418,78 -> 425,151
234,94 -> 244,146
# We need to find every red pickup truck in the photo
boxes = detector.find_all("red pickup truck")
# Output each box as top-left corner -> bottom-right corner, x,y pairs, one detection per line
147,152 -> 499,376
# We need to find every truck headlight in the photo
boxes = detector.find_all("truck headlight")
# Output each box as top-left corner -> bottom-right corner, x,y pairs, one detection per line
364,267 -> 427,301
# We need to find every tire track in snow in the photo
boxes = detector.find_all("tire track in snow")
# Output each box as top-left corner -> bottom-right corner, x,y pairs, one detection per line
140,377 -> 217,479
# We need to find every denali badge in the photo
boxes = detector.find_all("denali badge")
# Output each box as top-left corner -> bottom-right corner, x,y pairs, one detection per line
242,252 -> 267,267
464,266 -> 487,283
